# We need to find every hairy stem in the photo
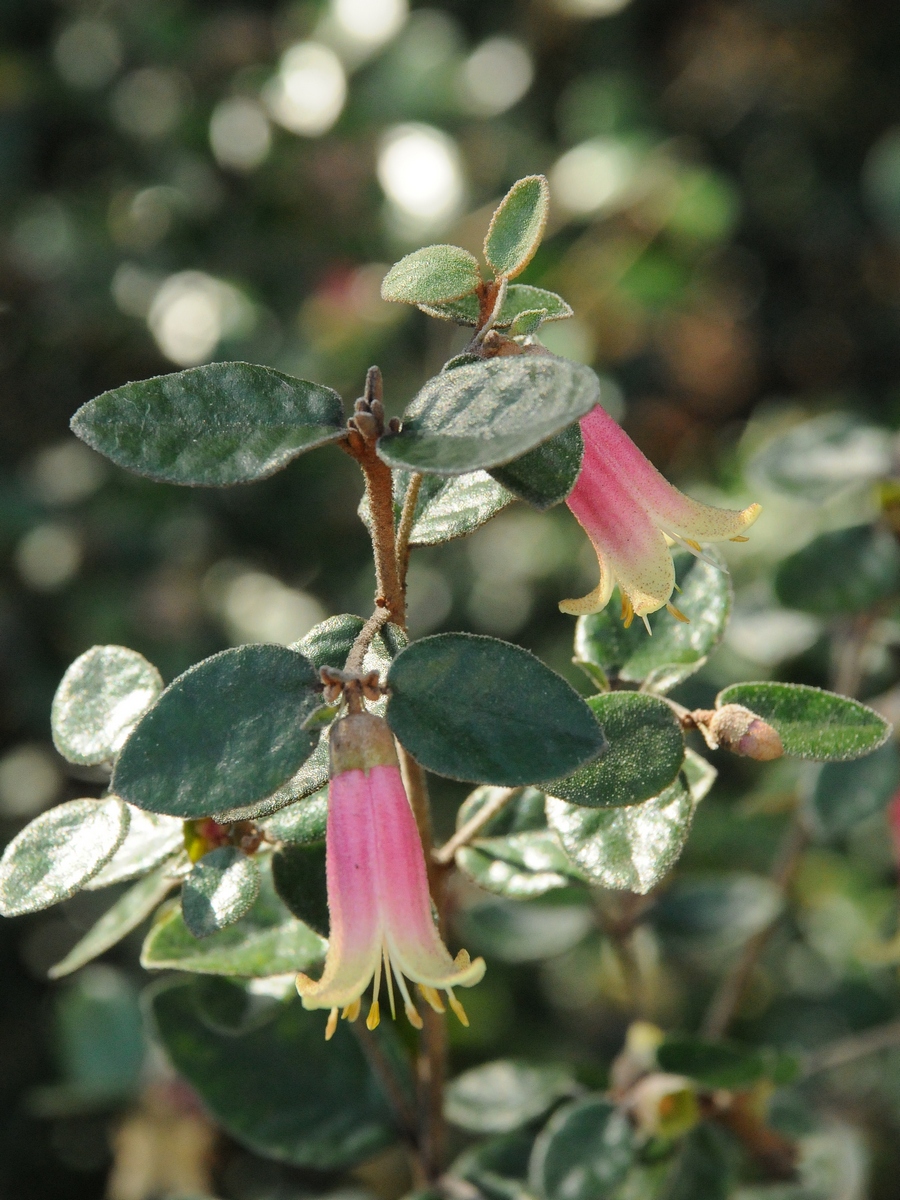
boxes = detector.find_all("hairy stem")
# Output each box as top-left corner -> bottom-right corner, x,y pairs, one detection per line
345,605 -> 391,675
395,472 -> 423,592
433,787 -> 520,866
702,809 -> 809,1038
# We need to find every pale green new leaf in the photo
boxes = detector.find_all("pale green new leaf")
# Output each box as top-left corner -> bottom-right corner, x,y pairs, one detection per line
0,797 -> 130,916
52,645 -> 163,766
49,863 -> 179,978
381,244 -> 481,305
484,176 -> 550,279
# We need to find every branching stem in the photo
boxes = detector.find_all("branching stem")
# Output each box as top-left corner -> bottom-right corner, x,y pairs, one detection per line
702,808 -> 809,1038
433,787 -> 520,865
345,605 -> 391,675
396,472 -> 423,592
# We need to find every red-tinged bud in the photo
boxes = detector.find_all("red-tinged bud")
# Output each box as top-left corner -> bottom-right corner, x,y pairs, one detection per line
694,705 -> 783,761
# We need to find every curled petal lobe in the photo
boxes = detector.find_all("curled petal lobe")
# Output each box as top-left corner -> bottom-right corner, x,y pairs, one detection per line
370,764 -> 485,991
561,405 -> 760,622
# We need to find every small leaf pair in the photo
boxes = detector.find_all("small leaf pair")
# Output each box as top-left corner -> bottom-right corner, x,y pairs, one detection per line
381,175 -> 549,305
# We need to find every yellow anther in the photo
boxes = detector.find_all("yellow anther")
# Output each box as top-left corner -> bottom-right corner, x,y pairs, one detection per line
684,538 -> 703,553
666,602 -> 690,624
325,1007 -> 339,1041
730,535 -> 749,543
448,992 -> 470,1027
366,999 -> 381,1031
404,1001 -> 424,1030
621,595 -> 635,628
419,985 -> 445,1013
342,998 -> 361,1022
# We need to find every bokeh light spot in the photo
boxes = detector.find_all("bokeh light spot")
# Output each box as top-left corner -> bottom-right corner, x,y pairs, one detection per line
210,96 -> 272,171
378,123 -> 464,230
460,37 -> 533,117
53,18 -> 122,90
264,43 -> 346,137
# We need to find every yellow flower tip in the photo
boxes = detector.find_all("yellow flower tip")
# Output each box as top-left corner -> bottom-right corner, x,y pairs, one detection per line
325,1008 -> 339,1041
448,993 -> 470,1027
666,602 -> 690,624
730,535 -> 750,543
342,998 -> 361,1023
366,999 -> 381,1031
454,948 -> 471,969
404,1001 -> 424,1030
419,984 -> 446,1013
295,972 -> 314,997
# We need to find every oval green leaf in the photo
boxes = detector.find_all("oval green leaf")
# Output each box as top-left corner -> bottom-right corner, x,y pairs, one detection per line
49,863 -> 178,979
775,523 -> 900,616
0,797 -> 130,916
182,847 -> 261,938
84,805 -> 184,889
546,773 -> 696,895
808,741 -> 900,837
656,1036 -> 767,1089
749,413 -> 892,504
484,176 -> 550,279
71,362 -> 345,486
456,831 -> 584,899
381,244 -> 481,305
401,471 -> 514,546
261,787 -> 328,845
661,1123 -> 732,1200
149,978 -> 399,1169
271,841 -> 329,937
446,1059 -> 577,1134
716,682 -> 891,761
141,857 -> 324,975
386,633 -> 606,786
420,283 -> 573,328
528,1096 -> 634,1200
52,645 -> 163,766
490,423 -> 583,511
377,357 -> 600,476
112,645 -> 322,818
545,692 -> 684,809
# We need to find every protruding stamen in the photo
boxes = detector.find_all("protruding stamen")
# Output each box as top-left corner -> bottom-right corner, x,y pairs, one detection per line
404,1001 -> 424,1029
730,535 -> 749,542
621,595 -> 635,628
383,947 -> 397,1020
392,965 -> 422,1029
641,613 -> 652,635
325,1007 -> 339,1040
666,602 -> 690,624
447,989 -> 469,1027
366,999 -> 381,1030
419,984 -> 446,1013
342,998 -> 361,1022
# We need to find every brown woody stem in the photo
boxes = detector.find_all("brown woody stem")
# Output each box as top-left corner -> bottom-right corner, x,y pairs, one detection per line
433,787 -> 520,866
396,472 -> 423,592
345,605 -> 391,675
702,809 -> 809,1038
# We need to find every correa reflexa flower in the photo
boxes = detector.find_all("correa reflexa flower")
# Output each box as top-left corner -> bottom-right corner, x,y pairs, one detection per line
561,404 -> 761,629
297,710 -> 485,1040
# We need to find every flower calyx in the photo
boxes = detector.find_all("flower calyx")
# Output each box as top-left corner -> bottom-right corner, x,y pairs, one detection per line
319,665 -> 385,714
690,704 -> 784,762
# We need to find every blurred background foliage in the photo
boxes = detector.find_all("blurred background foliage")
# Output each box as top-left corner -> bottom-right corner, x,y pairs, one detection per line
6,0 -> 900,1197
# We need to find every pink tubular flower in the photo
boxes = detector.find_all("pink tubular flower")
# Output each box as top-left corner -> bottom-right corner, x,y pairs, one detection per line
297,712 -> 485,1040
561,405 -> 761,629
